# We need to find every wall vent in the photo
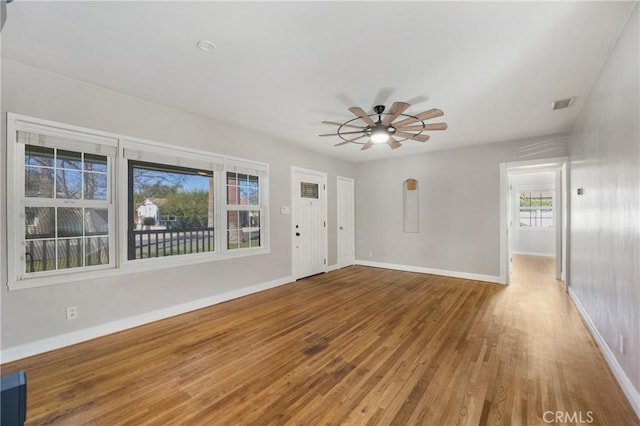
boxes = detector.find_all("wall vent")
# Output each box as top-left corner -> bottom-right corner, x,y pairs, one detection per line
551,97 -> 575,110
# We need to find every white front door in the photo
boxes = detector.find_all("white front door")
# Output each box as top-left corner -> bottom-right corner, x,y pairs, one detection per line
337,176 -> 355,268
292,167 -> 327,280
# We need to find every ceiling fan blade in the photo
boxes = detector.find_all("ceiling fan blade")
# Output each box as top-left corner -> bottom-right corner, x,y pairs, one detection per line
349,107 -> 376,126
382,102 -> 411,125
395,132 -> 430,142
319,130 -> 365,137
387,138 -> 402,149
361,140 -> 374,150
395,122 -> 448,132
334,134 -> 368,146
392,108 -> 444,128
321,121 -> 366,130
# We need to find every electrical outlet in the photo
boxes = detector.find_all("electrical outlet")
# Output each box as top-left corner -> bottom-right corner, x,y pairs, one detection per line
369,251 -> 373,258
619,334 -> 625,354
66,306 -> 78,320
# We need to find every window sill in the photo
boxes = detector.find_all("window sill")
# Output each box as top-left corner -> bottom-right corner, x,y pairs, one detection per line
7,247 -> 270,291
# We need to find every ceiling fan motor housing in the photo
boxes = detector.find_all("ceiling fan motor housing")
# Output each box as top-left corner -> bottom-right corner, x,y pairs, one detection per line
373,105 -> 386,115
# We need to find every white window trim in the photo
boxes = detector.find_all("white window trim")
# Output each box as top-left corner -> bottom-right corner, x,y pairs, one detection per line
514,184 -> 555,231
222,158 -> 269,253
7,113 -> 270,291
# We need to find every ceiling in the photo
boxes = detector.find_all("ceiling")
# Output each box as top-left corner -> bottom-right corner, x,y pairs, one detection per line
1,1 -> 635,162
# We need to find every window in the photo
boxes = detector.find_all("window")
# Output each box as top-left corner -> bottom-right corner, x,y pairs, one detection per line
127,161 -> 215,260
8,119 -> 118,287
122,139 -> 225,262
226,171 -> 262,249
300,182 -> 319,199
8,114 -> 269,289
518,189 -> 553,228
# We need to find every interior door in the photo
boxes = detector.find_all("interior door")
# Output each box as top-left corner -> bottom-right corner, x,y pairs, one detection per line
293,168 -> 327,280
337,176 -> 355,268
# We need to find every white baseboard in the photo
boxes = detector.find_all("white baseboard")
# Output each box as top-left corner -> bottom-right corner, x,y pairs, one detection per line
355,260 -> 504,284
568,288 -> 640,419
1,275 -> 294,364
512,251 -> 555,257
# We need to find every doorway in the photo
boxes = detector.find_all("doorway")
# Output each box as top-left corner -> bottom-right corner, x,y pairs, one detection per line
337,176 -> 355,268
292,166 -> 327,280
500,157 -> 568,289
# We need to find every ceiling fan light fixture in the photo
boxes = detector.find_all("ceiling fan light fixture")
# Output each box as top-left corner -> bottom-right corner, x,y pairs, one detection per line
370,128 -> 390,144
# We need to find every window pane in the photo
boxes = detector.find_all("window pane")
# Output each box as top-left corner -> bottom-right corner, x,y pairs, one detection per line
227,172 -> 259,206
227,230 -> 240,249
249,230 -> 261,247
227,172 -> 238,204
227,184 -> 238,205
25,166 -> 54,198
58,208 -> 83,237
57,238 -> 83,270
239,210 -> 251,227
57,149 -> 82,170
25,239 -> 56,273
26,207 -> 55,239
84,153 -> 108,173
227,210 -> 261,249
248,176 -> 259,205
84,172 -> 108,200
56,169 -> 82,199
301,182 -> 319,199
86,237 -> 109,266
250,210 -> 260,227
25,145 -> 54,167
129,161 -> 214,260
85,208 -> 109,236
227,211 -> 239,230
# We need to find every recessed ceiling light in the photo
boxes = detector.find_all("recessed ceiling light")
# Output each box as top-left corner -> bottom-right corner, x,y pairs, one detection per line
197,40 -> 216,52
551,97 -> 575,110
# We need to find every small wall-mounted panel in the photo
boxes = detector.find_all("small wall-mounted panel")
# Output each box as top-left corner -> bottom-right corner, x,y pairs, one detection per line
403,179 -> 419,233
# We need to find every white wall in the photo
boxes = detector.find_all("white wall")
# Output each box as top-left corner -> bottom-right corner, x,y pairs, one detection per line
510,171 -> 555,256
569,5 -> 640,408
355,134 -> 568,280
0,59 -> 356,354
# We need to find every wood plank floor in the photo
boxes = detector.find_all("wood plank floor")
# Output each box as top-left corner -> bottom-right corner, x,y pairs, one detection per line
2,256 -> 637,425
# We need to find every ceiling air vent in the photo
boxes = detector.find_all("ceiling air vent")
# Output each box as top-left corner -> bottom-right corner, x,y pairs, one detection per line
551,97 -> 575,110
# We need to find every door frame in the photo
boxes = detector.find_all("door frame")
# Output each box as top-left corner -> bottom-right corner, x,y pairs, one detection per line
337,175 -> 355,269
499,157 -> 569,289
291,166 -> 328,280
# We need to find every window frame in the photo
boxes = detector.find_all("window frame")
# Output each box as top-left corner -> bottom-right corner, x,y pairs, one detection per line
7,114 -> 119,289
515,185 -> 555,230
7,113 -> 270,290
224,167 -> 265,252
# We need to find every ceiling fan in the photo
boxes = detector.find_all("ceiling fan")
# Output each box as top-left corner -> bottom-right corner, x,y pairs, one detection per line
320,102 -> 447,150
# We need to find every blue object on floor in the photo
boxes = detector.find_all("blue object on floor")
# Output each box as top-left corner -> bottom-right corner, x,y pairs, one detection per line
1,370 -> 27,426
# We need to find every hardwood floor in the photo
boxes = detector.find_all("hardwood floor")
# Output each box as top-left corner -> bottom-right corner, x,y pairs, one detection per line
2,256 -> 637,425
